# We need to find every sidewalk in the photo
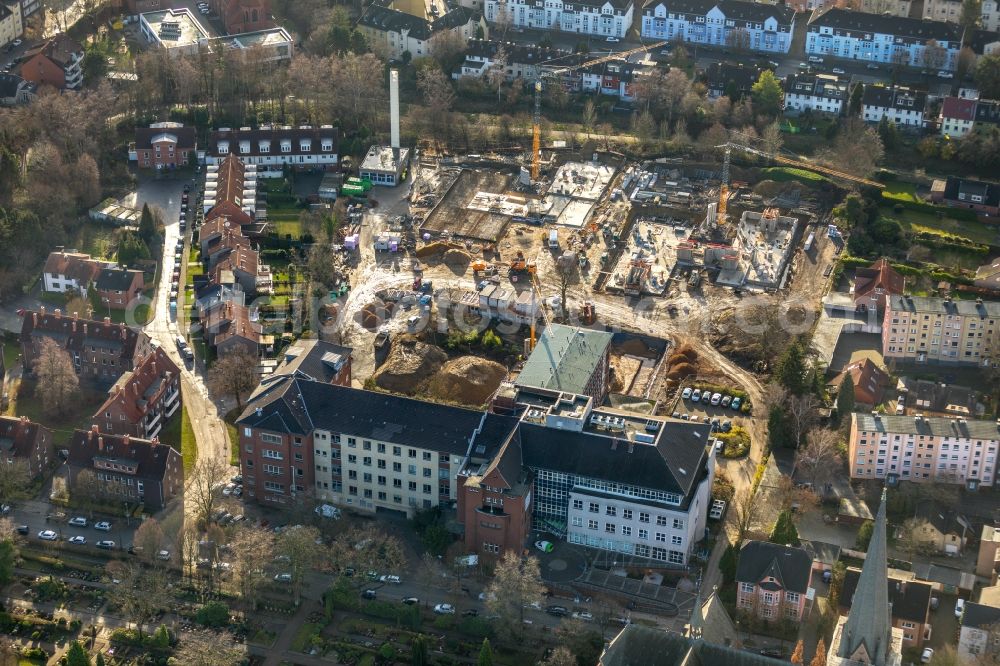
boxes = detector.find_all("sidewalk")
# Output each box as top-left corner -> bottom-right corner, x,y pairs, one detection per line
262,599 -> 320,666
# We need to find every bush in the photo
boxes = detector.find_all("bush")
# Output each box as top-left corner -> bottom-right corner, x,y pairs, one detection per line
195,601 -> 230,627
717,427 -> 751,458
21,647 -> 48,659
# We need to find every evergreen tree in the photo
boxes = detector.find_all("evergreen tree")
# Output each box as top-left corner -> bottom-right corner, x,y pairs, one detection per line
138,203 -> 156,244
775,341 -> 807,394
856,520 -> 875,550
411,635 -> 428,666
719,544 -> 739,584
768,407 -> 796,450
478,638 -> 494,666
848,82 -> 864,116
835,376 -> 856,425
117,231 -> 151,267
96,654 -> 106,666
66,641 -> 90,666
769,509 -> 800,547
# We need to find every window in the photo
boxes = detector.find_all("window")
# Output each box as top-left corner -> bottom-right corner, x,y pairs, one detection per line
572,517 -> 583,527
741,582 -> 754,594
363,457 -> 372,467
423,468 -> 432,478
393,446 -> 401,456
263,464 -> 282,475
622,525 -> 632,536
423,452 -> 432,461
673,518 -> 684,530
606,506 -> 617,517
655,532 -> 666,543
588,520 -> 598,530
393,462 -> 402,472
605,523 -> 616,534
622,508 -> 633,520
671,535 -> 683,545
348,454 -> 357,464
589,502 -> 600,513
377,475 -> 386,486
423,484 -> 432,494
786,591 -> 800,604
378,491 -> 387,501
656,516 -> 667,526
573,499 -> 584,510
264,481 -> 283,492
377,460 -> 386,469
638,529 -> 648,540
639,512 -> 650,523
363,441 -> 371,451
261,433 -> 282,445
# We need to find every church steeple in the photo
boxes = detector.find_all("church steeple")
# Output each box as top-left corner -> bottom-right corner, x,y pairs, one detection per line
838,488 -> 892,665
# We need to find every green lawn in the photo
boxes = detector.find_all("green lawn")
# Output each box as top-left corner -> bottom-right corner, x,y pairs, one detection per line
881,180 -> 921,204
881,206 -> 1000,246
760,166 -> 829,184
225,408 -> 240,466
7,380 -> 107,435
2,335 -> 18,371
290,622 -> 322,653
160,405 -> 197,474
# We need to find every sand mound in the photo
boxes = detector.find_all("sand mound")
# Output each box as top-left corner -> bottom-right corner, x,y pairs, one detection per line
372,336 -> 447,394
415,242 -> 455,258
443,249 -> 472,266
427,356 -> 507,406
614,337 -> 655,358
358,299 -> 391,330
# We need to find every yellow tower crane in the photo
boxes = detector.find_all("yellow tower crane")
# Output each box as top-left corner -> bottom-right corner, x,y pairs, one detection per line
531,41 -> 668,181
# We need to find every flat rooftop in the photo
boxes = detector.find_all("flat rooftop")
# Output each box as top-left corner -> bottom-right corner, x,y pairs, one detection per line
215,27 -> 292,49
549,161 -> 615,201
141,8 -> 209,48
421,168 -> 513,242
361,145 -> 410,173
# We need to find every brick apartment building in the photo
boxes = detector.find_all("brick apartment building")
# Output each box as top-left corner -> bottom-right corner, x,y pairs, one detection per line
205,125 -> 339,177
67,427 -> 183,510
0,415 -> 53,477
19,33 -> 84,90
883,295 -> 1000,365
735,541 -> 814,623
95,268 -> 145,311
840,569 -> 933,649
211,0 -> 273,34
130,122 -> 197,170
20,309 -> 153,385
92,347 -> 181,440
849,412 -> 1000,489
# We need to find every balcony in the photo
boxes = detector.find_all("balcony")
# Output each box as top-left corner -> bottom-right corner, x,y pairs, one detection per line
477,505 -> 507,517
164,386 -> 179,407
165,398 -> 180,418
145,411 -> 163,432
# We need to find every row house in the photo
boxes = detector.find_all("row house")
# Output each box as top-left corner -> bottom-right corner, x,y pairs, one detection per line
641,0 -> 796,54
42,250 -> 109,295
735,541 -> 814,623
861,85 -> 927,128
550,58 -> 646,100
860,0 -> 911,17
939,95 -> 979,137
882,294 -> 1000,365
451,39 -> 568,82
205,125 -> 339,178
67,427 -> 183,511
924,0 -> 999,32
785,0 -> 846,12
20,308 -> 153,385
849,412 -> 1000,489
0,72 -> 35,106
783,72 -> 848,115
0,1 -> 21,51
204,154 -> 258,227
806,8 -> 963,71
210,244 -> 272,296
19,33 -> 84,90
827,357 -> 890,407
360,3 -> 485,61
129,122 -> 197,170
201,299 -> 266,357
0,415 -> 53,477
485,0 -> 634,39
930,176 -> 1000,216
840,569 -> 933,649
95,268 -> 145,311
238,377 -> 716,566
959,602 -> 1000,662
703,62 -> 764,99
92,347 -> 181,440
853,257 -> 905,311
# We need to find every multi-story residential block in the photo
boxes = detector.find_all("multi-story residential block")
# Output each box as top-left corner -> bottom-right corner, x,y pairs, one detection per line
959,602 -> 1000,662
849,412 -> 1000,488
0,415 -> 53,477
239,378 -> 716,566
854,257 -> 905,311
0,1 -> 22,50
641,0 -> 795,54
735,541 -> 814,623
94,268 -> 145,311
975,258 -> 1000,291
19,33 -> 84,90
882,294 -> 1000,365
20,309 -> 153,385
0,72 -> 35,105
486,0 -> 633,39
785,0 -> 845,13
259,339 -> 353,388
361,3 -> 486,61
92,347 -> 180,440
204,154 -> 258,230
783,72 -> 848,115
806,8 -> 963,71
861,85 -> 927,128
976,523 -> 1000,577
209,244 -> 272,296
129,122 -> 197,170
939,95 -> 978,137
139,8 -> 292,61
67,427 -> 183,510
859,0 -> 911,17
451,39 -> 567,82
840,569 -> 933,649
924,0 -> 999,30
17,0 -> 38,19
42,250 -> 108,295
205,125 -> 339,178
513,324 -> 613,402
930,176 -> 1000,215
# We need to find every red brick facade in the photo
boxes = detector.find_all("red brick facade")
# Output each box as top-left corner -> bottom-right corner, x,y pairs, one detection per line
457,466 -> 531,563
239,425 -> 315,506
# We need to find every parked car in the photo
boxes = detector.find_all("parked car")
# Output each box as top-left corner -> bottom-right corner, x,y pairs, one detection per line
38,530 -> 57,541
709,499 -> 727,520
731,397 -> 742,410
921,648 -> 934,663
402,597 -> 419,605
691,389 -> 702,402
534,540 -> 554,553
545,606 -> 569,617
68,536 -> 86,545
572,611 -> 594,621
433,604 -> 456,614
274,573 -> 292,583
714,439 -> 724,453
68,517 -> 87,527
701,391 -> 712,403
937,71 -> 954,79
721,395 -> 732,407
710,392 -> 722,405
380,575 -> 401,584
96,540 -> 115,550
362,589 -> 377,600
955,598 -> 965,618
157,550 -> 171,561
462,609 -> 479,617
94,521 -> 112,532
832,67 -> 845,74
16,525 -> 28,535
681,387 -> 692,400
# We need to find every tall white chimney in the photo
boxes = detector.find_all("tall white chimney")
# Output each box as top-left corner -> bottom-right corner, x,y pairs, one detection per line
390,69 -> 400,150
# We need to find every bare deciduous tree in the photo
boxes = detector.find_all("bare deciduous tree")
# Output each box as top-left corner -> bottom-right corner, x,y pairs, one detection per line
486,551 -> 545,638
133,518 -> 165,563
732,487 -> 765,545
207,348 -> 258,411
786,393 -> 819,448
34,337 -> 80,417
820,118 -> 884,177
173,630 -> 247,666
275,524 -> 324,604
69,469 -> 104,516
333,524 -> 407,575
231,526 -> 274,609
0,460 -> 32,505
540,646 -> 576,666
105,560 -> 170,638
793,429 -> 842,490
186,457 -> 229,528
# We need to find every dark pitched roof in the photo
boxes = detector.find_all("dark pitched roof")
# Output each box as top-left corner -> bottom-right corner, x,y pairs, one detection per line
975,99 -> 1000,125
93,347 -> 180,424
914,500 -> 968,536
942,176 -> 1000,207
67,428 -> 180,482
842,569 -> 932,623
463,39 -> 571,66
43,251 -> 103,284
808,7 -> 963,44
21,310 -> 148,362
0,416 -> 50,460
600,624 -> 787,666
784,72 -> 847,100
855,258 -> 905,301
270,339 -> 353,384
962,601 -> 1000,630
359,3 -> 431,40
967,28 -> 1000,56
95,268 -> 142,292
735,541 -> 813,594
704,62 -> 762,93
24,33 -> 84,68
517,418 -> 709,499
134,123 -> 197,151
861,85 -> 927,112
210,126 -> 338,158
643,0 -> 794,26
0,72 -> 34,99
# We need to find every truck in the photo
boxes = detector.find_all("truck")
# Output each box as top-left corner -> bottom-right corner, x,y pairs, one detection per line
803,232 -> 815,252
548,229 -> 559,249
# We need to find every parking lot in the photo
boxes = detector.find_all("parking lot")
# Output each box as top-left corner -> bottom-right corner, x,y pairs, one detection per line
670,387 -> 748,433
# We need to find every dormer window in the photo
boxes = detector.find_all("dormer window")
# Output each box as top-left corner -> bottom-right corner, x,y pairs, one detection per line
300,140 -> 311,152
280,140 -> 291,153
239,141 -> 250,154
321,141 -> 333,152
259,140 -> 271,153
218,141 -> 230,155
